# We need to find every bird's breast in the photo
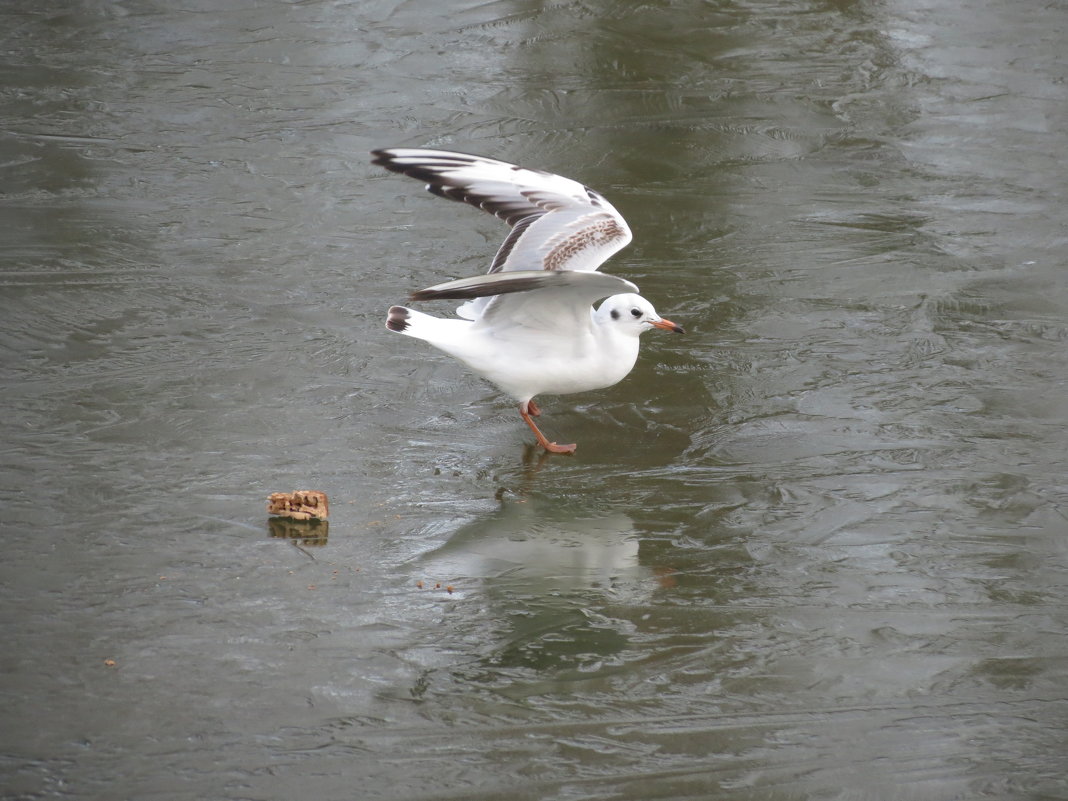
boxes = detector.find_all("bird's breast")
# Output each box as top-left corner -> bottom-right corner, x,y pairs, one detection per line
493,332 -> 638,398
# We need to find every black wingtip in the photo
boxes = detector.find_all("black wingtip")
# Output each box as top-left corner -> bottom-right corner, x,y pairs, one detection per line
409,273 -> 551,302
385,306 -> 411,332
371,148 -> 407,173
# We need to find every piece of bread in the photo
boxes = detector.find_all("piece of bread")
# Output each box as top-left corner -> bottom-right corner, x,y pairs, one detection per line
266,490 -> 329,521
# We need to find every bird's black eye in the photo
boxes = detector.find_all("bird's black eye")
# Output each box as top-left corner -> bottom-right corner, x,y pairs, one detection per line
630,307 -> 642,318
610,309 -> 620,320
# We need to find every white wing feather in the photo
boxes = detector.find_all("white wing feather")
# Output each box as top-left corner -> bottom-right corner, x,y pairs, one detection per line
373,148 -> 634,320
409,270 -> 639,334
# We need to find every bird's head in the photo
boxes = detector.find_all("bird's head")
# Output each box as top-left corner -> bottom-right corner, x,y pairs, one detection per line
596,293 -> 685,336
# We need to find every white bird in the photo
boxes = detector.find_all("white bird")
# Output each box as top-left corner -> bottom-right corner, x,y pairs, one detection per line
375,148 -> 683,454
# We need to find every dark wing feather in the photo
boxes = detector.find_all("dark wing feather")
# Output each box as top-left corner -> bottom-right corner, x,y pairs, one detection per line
372,148 -> 633,275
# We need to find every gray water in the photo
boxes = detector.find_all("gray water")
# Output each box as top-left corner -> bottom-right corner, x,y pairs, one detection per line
2,1 -> 1067,799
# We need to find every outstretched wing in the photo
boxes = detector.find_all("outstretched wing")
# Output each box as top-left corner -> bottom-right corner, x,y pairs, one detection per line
372,148 -> 633,277
410,270 -> 639,335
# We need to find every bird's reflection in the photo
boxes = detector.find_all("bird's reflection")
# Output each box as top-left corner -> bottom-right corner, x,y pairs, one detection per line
411,497 -> 649,674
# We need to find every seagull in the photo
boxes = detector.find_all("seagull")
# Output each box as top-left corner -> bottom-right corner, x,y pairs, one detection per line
374,147 -> 683,454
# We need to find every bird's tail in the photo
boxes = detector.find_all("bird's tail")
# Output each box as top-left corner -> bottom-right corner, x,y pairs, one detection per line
385,306 -> 470,345
386,305 -> 415,333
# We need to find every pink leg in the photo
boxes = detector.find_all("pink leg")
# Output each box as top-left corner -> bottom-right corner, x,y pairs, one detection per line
519,402 -> 575,455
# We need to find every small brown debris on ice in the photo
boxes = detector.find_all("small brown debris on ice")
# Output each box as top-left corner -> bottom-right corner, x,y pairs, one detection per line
267,490 -> 329,521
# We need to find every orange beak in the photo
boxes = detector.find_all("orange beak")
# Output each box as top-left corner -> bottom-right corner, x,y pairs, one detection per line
652,318 -> 685,334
